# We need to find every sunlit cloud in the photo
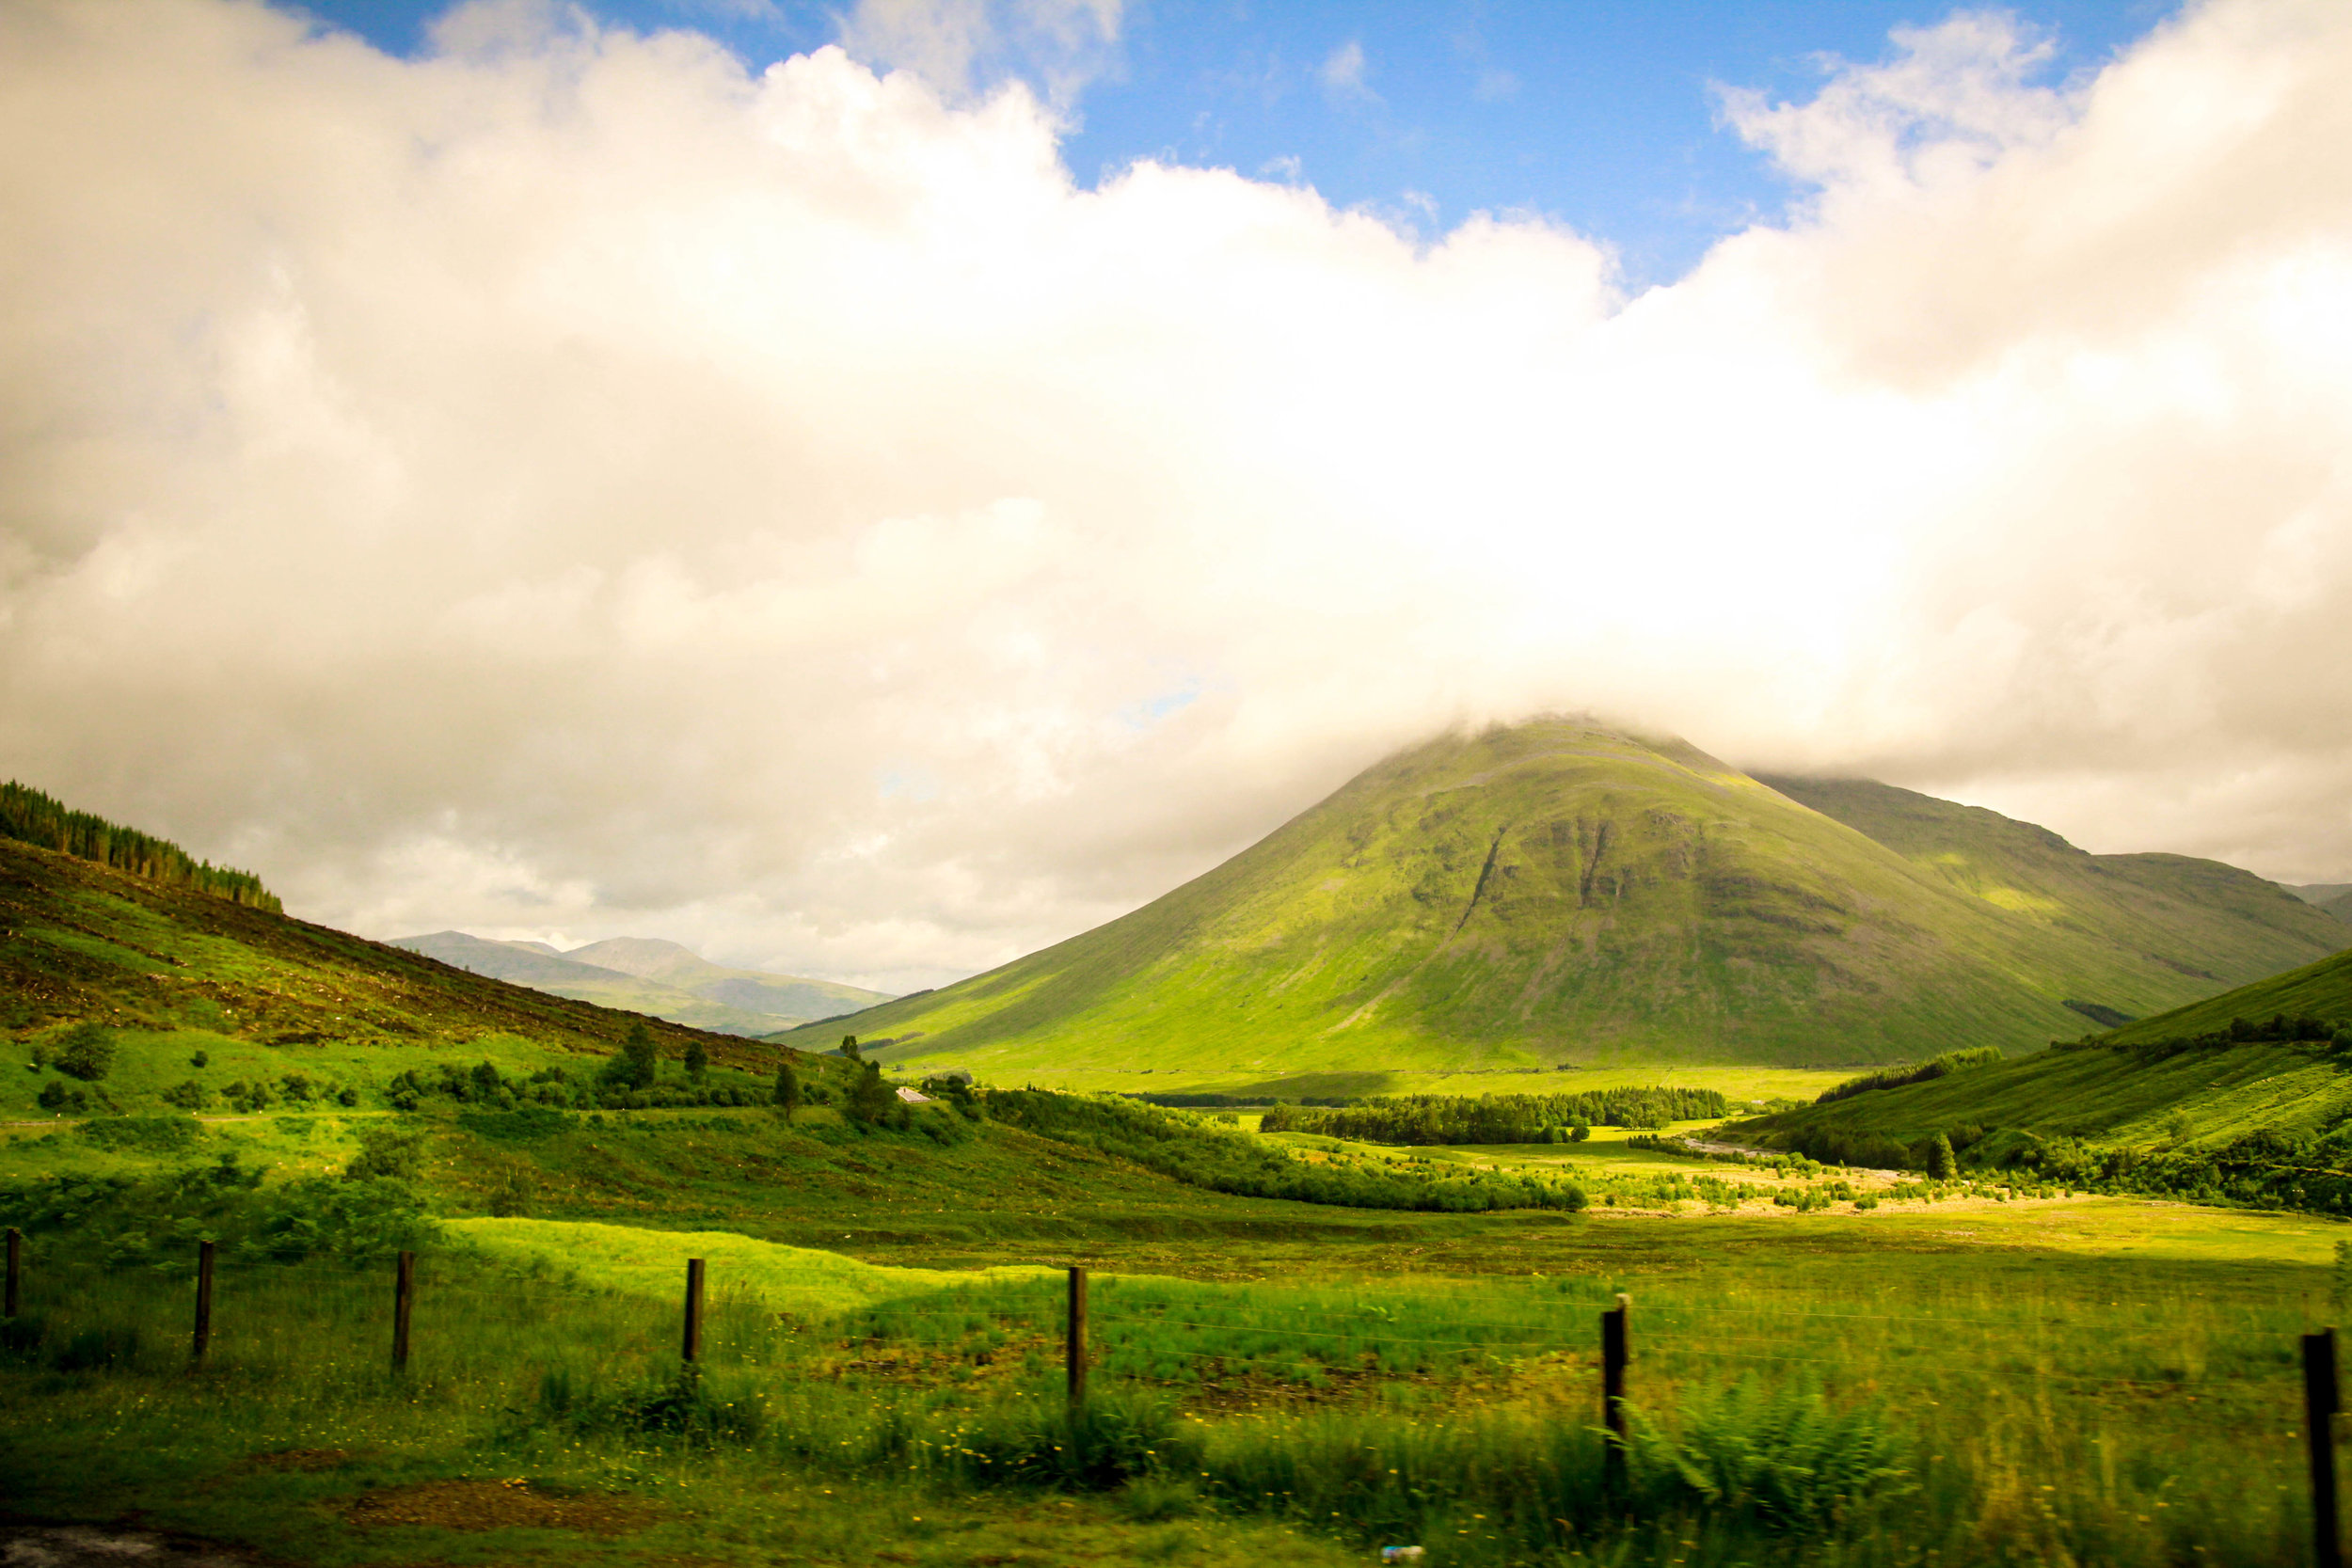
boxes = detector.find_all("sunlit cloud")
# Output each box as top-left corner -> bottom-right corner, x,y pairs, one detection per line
0,0 -> 2347,990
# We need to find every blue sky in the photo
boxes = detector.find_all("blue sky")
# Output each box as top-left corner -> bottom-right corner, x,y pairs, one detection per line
298,0 -> 2176,285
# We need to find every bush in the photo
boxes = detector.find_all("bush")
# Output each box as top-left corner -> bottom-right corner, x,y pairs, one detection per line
49,1025 -> 116,1083
160,1080 -> 206,1110
75,1115 -> 201,1153
535,1368 -> 764,1446
344,1123 -> 428,1182
35,1081 -> 87,1114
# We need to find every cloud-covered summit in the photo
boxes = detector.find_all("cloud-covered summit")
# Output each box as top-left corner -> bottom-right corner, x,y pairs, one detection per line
1,0 -> 2347,990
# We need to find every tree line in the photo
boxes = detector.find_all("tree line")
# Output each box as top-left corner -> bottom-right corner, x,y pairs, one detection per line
987,1089 -> 1588,1212
1,780 -> 278,910
1256,1086 -> 1730,1145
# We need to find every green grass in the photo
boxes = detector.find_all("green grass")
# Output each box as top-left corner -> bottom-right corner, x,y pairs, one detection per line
2099,943 -> 2352,1045
817,720 -> 2343,1074
3,1192 -> 2338,1566
0,838 -> 832,1103
447,1216 -> 1055,1313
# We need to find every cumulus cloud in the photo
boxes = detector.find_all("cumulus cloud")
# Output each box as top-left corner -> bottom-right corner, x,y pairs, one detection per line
0,0 -> 2347,989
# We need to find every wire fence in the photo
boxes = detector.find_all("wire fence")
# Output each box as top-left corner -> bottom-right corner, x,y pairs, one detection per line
1,1224 -> 2340,1558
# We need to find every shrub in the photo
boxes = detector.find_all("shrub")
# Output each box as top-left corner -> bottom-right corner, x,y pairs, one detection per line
160,1080 -> 206,1110
344,1123 -> 428,1182
36,1081 -> 87,1114
50,1025 -> 116,1083
685,1037 -> 708,1083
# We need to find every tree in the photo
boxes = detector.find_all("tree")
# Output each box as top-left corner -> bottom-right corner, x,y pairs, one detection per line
344,1123 -> 428,1182
772,1061 -> 802,1114
1927,1133 -> 1958,1180
845,1059 -> 895,1125
685,1037 -> 709,1083
51,1024 -> 116,1082
839,1035 -> 862,1061
1569,1121 -> 1591,1143
603,1021 -> 660,1090
469,1061 -> 501,1098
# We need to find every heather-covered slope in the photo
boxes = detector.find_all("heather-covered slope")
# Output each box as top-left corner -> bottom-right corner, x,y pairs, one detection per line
806,721 -> 2344,1071
0,836 -> 798,1104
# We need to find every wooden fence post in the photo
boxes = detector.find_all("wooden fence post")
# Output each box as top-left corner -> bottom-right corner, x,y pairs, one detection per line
391,1250 -> 414,1370
2308,1329 -> 2343,1568
5,1226 -> 19,1319
192,1240 -> 215,1361
682,1259 -> 705,1365
1601,1292 -> 1630,1498
1067,1266 -> 1089,1411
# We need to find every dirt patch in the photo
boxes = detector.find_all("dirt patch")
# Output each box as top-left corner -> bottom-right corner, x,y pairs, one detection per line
344,1479 -> 657,1535
235,1448 -> 358,1473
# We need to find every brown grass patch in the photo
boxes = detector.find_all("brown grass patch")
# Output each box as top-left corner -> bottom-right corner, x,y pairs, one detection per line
236,1448 -> 358,1473
345,1479 -> 657,1535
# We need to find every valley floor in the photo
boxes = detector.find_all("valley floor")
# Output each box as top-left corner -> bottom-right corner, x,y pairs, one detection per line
4,1096 -> 2344,1566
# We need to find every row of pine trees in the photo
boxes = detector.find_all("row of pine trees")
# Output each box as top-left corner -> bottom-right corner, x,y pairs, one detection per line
0,780 -> 278,910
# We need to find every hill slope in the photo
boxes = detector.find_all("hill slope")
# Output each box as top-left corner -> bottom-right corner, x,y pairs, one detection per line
804,720 -> 2345,1072
0,835 -> 809,1118
1729,948 -> 2352,1206
1754,775 -> 2340,1004
2292,883 -> 2352,924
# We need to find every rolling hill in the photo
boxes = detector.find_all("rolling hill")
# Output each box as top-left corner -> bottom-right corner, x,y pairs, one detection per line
2292,883 -> 2352,924
804,719 -> 2345,1072
389,931 -> 888,1037
0,832 -> 818,1120
1727,945 -> 2352,1206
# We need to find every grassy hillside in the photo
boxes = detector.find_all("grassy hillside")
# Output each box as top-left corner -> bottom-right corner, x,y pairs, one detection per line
2292,882 -> 2352,923
0,836 -> 824,1118
389,931 -> 809,1037
809,720 -> 2344,1072
1730,947 -> 2352,1209
2093,944 -> 2352,1044
1757,775 -> 2344,1003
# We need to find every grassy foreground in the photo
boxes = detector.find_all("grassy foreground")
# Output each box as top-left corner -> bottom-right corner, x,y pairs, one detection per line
3,1181 -> 2343,1567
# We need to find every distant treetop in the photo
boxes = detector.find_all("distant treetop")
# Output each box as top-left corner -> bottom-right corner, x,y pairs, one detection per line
0,780 -> 279,911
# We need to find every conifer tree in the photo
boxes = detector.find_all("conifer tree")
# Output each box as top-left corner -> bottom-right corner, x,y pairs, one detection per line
773,1061 -> 802,1114
685,1037 -> 708,1083
1928,1132 -> 1958,1180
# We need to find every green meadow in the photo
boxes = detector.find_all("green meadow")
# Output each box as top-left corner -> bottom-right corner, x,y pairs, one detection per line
7,1093 -> 2349,1567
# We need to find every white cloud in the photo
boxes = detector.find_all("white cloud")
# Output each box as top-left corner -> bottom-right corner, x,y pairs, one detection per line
1,0 -> 2349,989
838,0 -> 1121,106
1318,40 -> 1375,103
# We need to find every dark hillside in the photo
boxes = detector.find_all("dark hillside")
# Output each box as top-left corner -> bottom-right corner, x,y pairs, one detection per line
0,836 -> 796,1080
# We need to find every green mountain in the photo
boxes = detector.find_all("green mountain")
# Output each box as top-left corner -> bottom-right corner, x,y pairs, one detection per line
1751,774 -> 2339,1005
808,720 -> 2344,1072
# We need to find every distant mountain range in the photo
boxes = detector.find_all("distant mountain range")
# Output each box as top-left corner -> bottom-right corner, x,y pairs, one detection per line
2291,883 -> 2352,924
389,932 -> 894,1037
803,719 -> 2348,1072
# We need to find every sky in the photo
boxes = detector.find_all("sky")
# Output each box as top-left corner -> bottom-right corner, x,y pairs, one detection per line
2,0 -> 2348,991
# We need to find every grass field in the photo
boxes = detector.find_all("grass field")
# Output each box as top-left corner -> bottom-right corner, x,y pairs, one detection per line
3,1187 -> 2340,1567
